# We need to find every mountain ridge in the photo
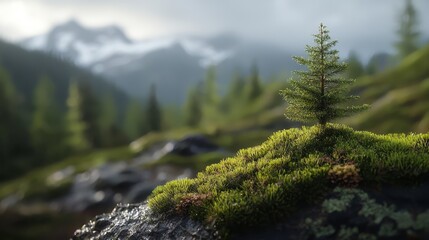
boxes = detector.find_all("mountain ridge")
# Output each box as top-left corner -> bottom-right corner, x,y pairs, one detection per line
21,19 -> 299,104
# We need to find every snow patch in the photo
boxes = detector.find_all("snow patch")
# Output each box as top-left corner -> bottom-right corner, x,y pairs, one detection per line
72,38 -> 176,66
180,39 -> 233,67
25,35 -> 47,50
56,32 -> 74,51
21,28 -> 234,69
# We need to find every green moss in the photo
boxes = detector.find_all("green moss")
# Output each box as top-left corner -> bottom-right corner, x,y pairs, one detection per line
148,124 -> 429,236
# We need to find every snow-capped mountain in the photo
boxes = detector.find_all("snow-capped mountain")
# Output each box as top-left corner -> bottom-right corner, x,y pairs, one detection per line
23,19 -> 234,71
21,19 -> 297,103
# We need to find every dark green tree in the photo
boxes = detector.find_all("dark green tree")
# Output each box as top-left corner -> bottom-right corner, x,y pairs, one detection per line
146,84 -> 162,132
124,99 -> 145,139
65,81 -> 91,152
0,67 -> 19,162
220,71 -> 247,120
346,51 -> 365,79
98,92 -> 124,146
183,86 -> 202,127
228,71 -> 246,98
203,66 -> 219,106
395,0 -> 420,59
246,65 -> 262,100
280,24 -> 369,126
78,82 -> 102,147
31,76 -> 65,162
202,66 -> 223,125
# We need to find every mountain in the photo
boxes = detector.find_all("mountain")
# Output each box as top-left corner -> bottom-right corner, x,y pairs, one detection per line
21,20 -> 299,104
349,44 -> 429,133
366,52 -> 394,74
0,39 -> 130,116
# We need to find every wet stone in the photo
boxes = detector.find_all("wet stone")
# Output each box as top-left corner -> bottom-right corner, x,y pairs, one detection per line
93,219 -> 112,231
117,228 -> 130,238
71,202 -> 215,240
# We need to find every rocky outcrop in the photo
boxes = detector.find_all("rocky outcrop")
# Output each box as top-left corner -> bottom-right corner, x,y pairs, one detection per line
72,202 -> 215,240
72,183 -> 429,240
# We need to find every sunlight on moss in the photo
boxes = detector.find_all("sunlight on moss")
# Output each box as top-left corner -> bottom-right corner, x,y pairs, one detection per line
148,124 -> 429,235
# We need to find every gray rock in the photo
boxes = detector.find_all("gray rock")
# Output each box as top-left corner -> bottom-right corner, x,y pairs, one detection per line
125,182 -> 159,203
72,202 -> 215,240
169,135 -> 219,156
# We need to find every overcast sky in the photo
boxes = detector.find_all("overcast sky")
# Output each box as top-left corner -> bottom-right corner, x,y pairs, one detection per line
0,0 -> 428,60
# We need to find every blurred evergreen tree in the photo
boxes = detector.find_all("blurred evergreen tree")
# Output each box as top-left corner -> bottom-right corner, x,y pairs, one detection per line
184,86 -> 202,127
246,65 -> 262,101
202,66 -> 222,125
124,99 -> 145,139
65,81 -> 91,152
98,92 -> 126,146
229,71 -> 246,98
78,82 -> 102,147
346,51 -> 365,78
0,67 -> 20,163
31,76 -> 66,162
280,24 -> 369,126
221,71 -> 246,118
203,66 -> 219,106
395,0 -> 420,59
146,84 -> 162,132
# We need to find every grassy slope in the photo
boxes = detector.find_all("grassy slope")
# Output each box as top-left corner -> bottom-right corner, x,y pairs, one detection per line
0,147 -> 134,201
148,124 -> 429,236
349,44 -> 429,133
0,127 -> 273,201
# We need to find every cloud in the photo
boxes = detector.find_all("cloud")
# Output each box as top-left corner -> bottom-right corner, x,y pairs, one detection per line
0,0 -> 428,60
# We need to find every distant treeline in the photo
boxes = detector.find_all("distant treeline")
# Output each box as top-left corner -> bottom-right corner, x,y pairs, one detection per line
0,40 -> 165,180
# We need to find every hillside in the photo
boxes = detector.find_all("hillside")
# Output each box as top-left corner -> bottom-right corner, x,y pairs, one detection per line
0,39 -> 130,114
349,44 -> 429,133
73,124 -> 429,239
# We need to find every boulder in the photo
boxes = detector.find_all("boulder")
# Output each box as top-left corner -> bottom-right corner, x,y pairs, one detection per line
169,135 -> 219,156
72,203 -> 215,240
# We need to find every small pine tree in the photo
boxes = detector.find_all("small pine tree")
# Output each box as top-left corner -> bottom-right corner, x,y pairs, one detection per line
280,24 -> 369,126
146,84 -> 162,132
395,0 -> 420,59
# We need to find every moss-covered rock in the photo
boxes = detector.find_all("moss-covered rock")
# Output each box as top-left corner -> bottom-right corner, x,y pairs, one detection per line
148,124 -> 429,237
304,187 -> 429,240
